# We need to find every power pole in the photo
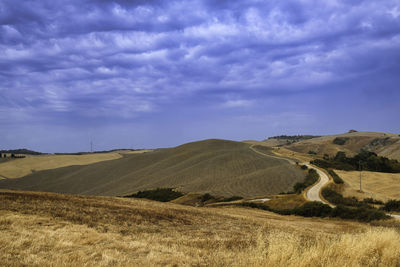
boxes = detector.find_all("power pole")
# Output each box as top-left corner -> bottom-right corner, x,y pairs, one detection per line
359,160 -> 362,192
90,141 -> 93,153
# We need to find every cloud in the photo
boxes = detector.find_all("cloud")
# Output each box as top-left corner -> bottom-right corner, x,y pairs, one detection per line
0,0 -> 399,150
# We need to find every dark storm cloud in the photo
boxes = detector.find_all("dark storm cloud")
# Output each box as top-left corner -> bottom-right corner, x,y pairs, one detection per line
1,0 -> 400,150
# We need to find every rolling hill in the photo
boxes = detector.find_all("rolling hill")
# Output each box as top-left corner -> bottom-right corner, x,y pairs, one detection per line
0,139 -> 305,198
283,131 -> 400,160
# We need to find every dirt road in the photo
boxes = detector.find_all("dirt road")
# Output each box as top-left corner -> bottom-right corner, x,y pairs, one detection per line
304,164 -> 332,206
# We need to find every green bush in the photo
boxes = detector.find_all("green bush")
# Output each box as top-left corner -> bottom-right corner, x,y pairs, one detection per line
300,165 -> 308,170
201,193 -> 213,202
294,169 -> 319,193
363,198 -> 384,205
124,188 -> 184,202
311,151 -> 400,173
381,200 -> 400,212
328,170 -> 344,184
333,137 -> 349,145
321,188 -> 370,208
331,205 -> 388,222
222,196 -> 243,202
292,201 -> 332,218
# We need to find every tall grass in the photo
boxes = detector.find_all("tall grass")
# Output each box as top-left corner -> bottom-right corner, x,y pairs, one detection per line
1,190 -> 399,266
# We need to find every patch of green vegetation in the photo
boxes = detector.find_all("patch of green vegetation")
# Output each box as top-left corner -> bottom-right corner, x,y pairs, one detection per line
311,150 -> 400,173
125,188 -> 184,202
308,150 -> 317,155
241,201 -> 389,222
293,169 -> 319,193
322,188 -> 371,208
332,137 -> 349,145
222,196 -> 243,202
267,135 -> 320,141
382,200 -> 400,212
300,165 -> 308,170
328,169 -> 344,184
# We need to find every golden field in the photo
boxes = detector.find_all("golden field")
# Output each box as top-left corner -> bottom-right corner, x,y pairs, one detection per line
336,170 -> 400,202
0,153 -> 123,179
1,190 -> 399,266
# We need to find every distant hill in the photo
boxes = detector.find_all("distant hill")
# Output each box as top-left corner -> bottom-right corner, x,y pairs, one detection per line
284,131 -> 400,160
0,149 -> 44,155
0,139 -> 305,198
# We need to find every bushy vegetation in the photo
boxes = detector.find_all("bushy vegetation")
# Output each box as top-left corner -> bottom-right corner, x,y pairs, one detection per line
322,188 -> 370,208
0,149 -> 43,155
382,200 -> 400,212
300,165 -> 308,170
308,150 -> 317,155
222,196 -> 243,202
267,135 -> 320,141
125,188 -> 184,202
311,150 -> 400,173
293,169 -> 319,193
244,201 -> 389,222
332,137 -> 349,145
328,170 -> 344,184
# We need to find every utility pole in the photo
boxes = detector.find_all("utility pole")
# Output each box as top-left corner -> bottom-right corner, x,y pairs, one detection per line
90,141 -> 93,153
359,160 -> 362,192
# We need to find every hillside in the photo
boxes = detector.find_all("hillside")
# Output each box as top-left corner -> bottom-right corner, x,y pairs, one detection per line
0,139 -> 305,198
284,131 -> 400,160
1,190 -> 399,266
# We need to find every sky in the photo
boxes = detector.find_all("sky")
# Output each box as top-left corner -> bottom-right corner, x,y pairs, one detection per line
1,0 -> 400,152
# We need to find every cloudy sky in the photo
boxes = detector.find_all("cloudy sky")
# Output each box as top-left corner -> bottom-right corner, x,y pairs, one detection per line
1,0 -> 400,152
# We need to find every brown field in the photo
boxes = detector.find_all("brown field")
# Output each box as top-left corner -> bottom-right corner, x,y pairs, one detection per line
336,170 -> 400,201
1,189 -> 400,266
0,139 -> 305,198
0,153 -> 125,179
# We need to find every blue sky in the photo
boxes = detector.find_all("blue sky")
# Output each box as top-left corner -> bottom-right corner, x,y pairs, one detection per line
1,0 -> 400,152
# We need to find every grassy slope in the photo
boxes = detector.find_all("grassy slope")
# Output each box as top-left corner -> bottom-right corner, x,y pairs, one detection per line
0,139 -> 305,198
1,190 -> 399,266
336,170 -> 400,202
285,131 -> 400,160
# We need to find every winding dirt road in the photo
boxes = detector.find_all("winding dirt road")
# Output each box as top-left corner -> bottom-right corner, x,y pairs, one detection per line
250,145 -> 399,219
304,164 -> 332,206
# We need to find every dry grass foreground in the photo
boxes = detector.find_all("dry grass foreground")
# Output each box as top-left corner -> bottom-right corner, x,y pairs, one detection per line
1,190 -> 400,266
336,170 -> 400,202
0,153 -> 126,179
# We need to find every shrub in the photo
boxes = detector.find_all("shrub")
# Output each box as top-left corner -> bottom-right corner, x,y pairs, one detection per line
222,196 -> 243,202
293,201 -> 332,218
308,150 -> 317,155
312,151 -> 400,173
381,200 -> 400,212
328,170 -> 344,184
300,165 -> 308,170
201,193 -> 213,202
331,205 -> 388,222
124,188 -> 184,202
363,198 -> 384,205
333,137 -> 349,145
294,169 -> 319,193
321,188 -> 370,208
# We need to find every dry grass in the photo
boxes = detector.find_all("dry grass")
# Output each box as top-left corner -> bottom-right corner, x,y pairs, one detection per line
1,189 -> 399,266
0,153 -> 124,178
336,170 -> 400,202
